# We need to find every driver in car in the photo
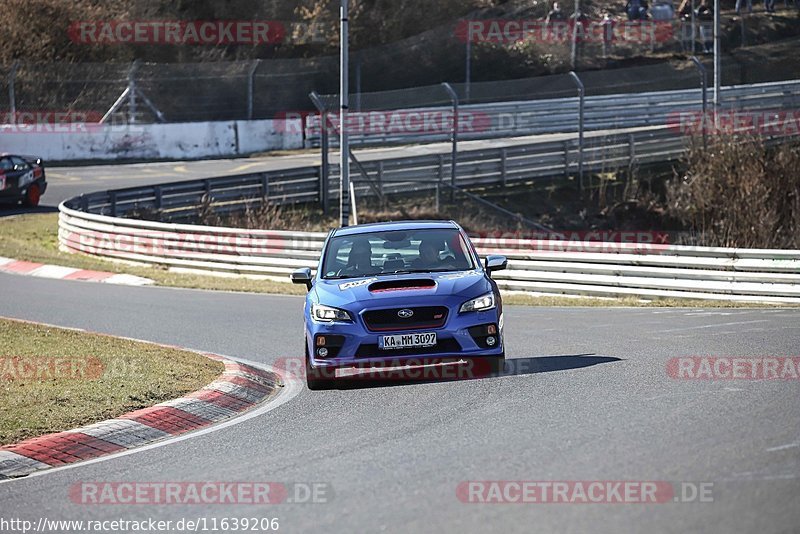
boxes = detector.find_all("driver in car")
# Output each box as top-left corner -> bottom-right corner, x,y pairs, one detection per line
411,238 -> 444,270
342,238 -> 376,275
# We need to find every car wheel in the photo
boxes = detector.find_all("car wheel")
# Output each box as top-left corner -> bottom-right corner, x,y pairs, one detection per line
23,184 -> 41,207
305,346 -> 335,390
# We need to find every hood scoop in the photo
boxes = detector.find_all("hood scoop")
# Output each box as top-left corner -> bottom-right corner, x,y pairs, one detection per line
369,279 -> 436,293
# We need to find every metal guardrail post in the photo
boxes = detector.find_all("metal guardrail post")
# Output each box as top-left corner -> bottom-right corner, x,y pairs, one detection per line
500,148 -> 507,187
441,82 -> 459,201
377,161 -> 385,209
261,173 -> 270,202
713,0 -> 721,122
568,71 -> 585,192
690,56 -> 708,150
320,113 -> 330,213
128,60 -> 138,125
339,0 -> 351,227
309,91 -> 330,214
318,163 -> 328,212
109,192 -> 117,217
247,60 -> 261,120
437,154 -> 445,211
154,186 -> 162,210
628,134 -> 636,175
465,37 -> 472,102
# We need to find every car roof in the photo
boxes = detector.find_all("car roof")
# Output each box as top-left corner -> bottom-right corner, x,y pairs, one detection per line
332,220 -> 460,237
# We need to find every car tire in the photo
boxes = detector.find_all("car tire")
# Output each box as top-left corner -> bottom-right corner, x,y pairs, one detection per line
305,346 -> 335,390
23,184 -> 41,207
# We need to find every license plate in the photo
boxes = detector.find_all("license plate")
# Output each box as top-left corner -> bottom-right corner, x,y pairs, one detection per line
379,332 -> 437,350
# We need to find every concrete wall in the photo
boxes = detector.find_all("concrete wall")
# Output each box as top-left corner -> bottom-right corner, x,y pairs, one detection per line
0,119 -> 303,162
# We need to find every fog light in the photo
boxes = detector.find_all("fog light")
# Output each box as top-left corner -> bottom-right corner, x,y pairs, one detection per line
486,336 -> 496,346
317,347 -> 329,357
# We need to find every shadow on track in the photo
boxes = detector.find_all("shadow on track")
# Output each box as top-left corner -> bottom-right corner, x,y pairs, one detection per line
327,354 -> 623,390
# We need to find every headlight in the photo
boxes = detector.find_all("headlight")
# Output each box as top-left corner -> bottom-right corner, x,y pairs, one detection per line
459,292 -> 496,313
311,303 -> 352,322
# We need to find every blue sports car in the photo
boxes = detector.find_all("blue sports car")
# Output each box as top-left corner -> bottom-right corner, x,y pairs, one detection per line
291,220 -> 508,389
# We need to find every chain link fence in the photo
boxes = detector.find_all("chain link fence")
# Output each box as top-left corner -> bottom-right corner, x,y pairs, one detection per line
1,6 -> 797,124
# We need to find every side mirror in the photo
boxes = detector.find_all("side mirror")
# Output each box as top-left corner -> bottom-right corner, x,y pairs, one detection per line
290,267 -> 313,290
484,255 -> 508,276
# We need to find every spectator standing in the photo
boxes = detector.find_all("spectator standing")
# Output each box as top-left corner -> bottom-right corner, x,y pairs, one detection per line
546,2 -> 567,24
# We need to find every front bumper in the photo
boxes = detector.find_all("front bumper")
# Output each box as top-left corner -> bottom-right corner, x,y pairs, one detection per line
305,307 -> 503,369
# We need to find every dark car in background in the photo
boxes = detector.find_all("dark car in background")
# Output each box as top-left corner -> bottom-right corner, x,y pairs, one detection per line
0,154 -> 47,207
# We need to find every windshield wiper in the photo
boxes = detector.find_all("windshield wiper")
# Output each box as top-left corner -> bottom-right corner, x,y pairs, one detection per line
386,268 -> 465,275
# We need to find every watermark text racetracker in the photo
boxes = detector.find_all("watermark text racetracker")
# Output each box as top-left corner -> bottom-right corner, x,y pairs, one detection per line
69,20 -> 336,46
457,481 -> 714,504
0,111 -> 103,134
62,229 -> 294,258
456,19 -> 674,44
70,481 -> 332,505
69,21 -> 285,45
278,110 -> 492,136
0,355 -> 105,381
668,356 -> 800,380
668,110 -> 800,137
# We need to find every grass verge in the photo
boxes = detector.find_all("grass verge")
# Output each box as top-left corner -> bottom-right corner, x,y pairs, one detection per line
0,213 -> 793,308
0,317 -> 223,445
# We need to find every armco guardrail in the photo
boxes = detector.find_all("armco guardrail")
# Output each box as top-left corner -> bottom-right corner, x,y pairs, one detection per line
331,126 -> 686,202
57,76 -> 800,303
58,203 -> 800,303
68,123 -> 796,220
69,166 -> 323,221
306,79 -> 800,148
64,125 -> 699,221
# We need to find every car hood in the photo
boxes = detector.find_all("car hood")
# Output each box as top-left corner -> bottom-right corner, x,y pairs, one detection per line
312,270 -> 491,308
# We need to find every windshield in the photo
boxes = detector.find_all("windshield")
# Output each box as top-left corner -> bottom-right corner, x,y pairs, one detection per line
321,228 -> 475,279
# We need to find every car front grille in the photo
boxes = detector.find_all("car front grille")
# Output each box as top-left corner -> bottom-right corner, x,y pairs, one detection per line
362,306 -> 449,332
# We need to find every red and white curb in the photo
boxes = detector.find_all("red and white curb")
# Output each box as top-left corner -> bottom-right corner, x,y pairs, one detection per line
0,351 -> 283,480
0,256 -> 152,286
